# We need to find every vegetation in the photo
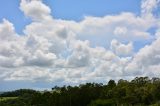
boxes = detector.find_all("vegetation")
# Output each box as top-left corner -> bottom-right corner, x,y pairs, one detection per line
0,97 -> 18,102
1,77 -> 160,106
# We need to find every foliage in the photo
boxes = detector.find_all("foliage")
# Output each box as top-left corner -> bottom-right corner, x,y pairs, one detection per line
0,97 -> 18,102
1,77 -> 160,106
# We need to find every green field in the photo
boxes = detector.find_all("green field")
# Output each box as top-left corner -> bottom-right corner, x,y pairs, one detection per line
0,97 -> 18,102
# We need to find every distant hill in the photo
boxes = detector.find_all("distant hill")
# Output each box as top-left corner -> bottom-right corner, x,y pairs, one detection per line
0,89 -> 37,97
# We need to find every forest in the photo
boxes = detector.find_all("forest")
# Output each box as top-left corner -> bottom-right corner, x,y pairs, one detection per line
1,77 -> 160,106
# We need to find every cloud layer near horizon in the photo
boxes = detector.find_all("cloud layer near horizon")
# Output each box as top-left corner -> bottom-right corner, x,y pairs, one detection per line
0,0 -> 160,87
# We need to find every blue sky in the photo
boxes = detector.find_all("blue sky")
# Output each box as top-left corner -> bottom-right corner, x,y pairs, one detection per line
0,0 -> 160,91
45,0 -> 141,20
0,0 -> 30,34
0,0 -> 141,34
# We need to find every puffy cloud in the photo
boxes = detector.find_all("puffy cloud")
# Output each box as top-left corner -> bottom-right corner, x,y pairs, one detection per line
0,19 -> 17,40
114,27 -> 127,36
134,38 -> 160,66
125,37 -> 160,76
0,0 -> 160,89
20,0 -> 52,21
4,67 -> 53,82
76,13 -> 155,47
67,40 -> 90,67
26,50 -> 57,67
110,39 -> 133,56
141,0 -> 160,15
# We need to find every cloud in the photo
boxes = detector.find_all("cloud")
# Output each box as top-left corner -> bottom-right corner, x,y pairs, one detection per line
67,40 -> 90,67
125,37 -> 160,76
0,19 -> 17,40
76,13 -> 155,47
26,50 -> 57,67
0,0 -> 160,88
114,27 -> 127,36
141,0 -> 160,15
4,67 -> 53,82
20,0 -> 52,21
110,39 -> 133,56
133,37 -> 160,67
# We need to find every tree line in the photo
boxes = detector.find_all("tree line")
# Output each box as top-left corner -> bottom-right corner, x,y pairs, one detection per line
1,77 -> 160,106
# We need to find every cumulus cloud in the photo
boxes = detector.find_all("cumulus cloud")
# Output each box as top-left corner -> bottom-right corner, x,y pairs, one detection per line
76,13 -> 155,47
26,50 -> 57,67
0,19 -> 17,40
0,0 -> 160,88
141,0 -> 160,15
20,0 -> 52,21
125,37 -> 160,76
110,39 -> 133,56
67,40 -> 90,67
133,38 -> 160,67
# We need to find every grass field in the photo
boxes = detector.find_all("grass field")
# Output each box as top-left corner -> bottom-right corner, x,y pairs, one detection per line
0,97 -> 18,102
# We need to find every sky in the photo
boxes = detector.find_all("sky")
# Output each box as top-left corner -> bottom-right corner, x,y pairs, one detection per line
0,0 -> 160,91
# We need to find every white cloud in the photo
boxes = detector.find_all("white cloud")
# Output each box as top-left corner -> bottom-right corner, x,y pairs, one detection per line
0,19 -> 17,40
20,0 -> 52,21
134,38 -> 160,66
125,37 -> 160,76
76,13 -> 155,47
4,67 -> 53,82
114,27 -> 127,36
0,0 -> 160,87
110,39 -> 133,56
26,50 -> 57,67
67,40 -> 90,67
141,0 -> 160,15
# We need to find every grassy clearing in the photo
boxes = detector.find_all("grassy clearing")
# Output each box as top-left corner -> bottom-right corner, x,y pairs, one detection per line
0,97 -> 18,102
